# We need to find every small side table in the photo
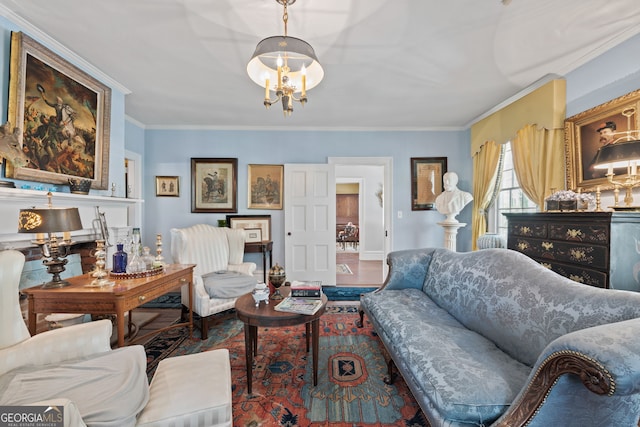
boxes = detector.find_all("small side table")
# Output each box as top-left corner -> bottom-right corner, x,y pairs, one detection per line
235,287 -> 327,394
244,240 -> 273,283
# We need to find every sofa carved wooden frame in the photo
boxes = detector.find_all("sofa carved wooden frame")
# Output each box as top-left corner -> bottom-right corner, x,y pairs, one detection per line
376,343 -> 615,427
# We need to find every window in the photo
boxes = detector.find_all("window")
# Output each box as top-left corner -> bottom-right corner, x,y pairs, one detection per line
493,143 -> 536,239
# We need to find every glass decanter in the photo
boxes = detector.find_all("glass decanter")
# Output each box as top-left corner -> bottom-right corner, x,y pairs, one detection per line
126,231 -> 146,273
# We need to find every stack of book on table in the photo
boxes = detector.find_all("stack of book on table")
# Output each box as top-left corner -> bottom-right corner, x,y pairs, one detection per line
274,281 -> 324,315
290,280 -> 322,298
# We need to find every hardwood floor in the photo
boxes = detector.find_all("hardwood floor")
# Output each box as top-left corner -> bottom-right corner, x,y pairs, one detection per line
336,250 -> 384,287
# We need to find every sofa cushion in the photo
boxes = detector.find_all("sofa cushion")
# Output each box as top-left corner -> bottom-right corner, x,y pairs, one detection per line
362,289 -> 530,424
422,249 -> 640,366
202,270 -> 258,298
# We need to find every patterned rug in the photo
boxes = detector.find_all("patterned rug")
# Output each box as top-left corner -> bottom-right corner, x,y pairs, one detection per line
144,306 -> 429,427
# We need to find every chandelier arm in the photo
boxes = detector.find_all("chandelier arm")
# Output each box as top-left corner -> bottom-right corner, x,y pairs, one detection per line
264,91 -> 284,108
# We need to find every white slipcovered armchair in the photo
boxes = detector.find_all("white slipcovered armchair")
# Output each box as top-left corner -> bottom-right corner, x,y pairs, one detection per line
1,249 -> 235,426
171,224 -> 257,339
0,250 -> 149,426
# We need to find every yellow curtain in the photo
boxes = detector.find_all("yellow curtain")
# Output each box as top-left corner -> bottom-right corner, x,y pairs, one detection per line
511,125 -> 566,208
469,78 -> 566,247
471,140 -> 502,250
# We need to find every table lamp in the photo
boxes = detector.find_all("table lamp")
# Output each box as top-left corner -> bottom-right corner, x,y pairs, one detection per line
17,192 -> 83,288
592,139 -> 640,209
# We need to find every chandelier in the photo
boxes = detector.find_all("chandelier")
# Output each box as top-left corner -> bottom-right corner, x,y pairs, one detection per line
247,0 -> 324,117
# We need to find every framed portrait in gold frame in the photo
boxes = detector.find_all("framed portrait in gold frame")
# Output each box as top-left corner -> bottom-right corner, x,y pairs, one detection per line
565,88 -> 640,191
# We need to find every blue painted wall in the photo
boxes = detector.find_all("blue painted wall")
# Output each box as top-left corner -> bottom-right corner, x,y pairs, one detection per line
139,128 -> 473,264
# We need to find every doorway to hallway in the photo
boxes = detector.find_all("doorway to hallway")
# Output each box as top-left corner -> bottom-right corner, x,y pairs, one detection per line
331,156 -> 391,287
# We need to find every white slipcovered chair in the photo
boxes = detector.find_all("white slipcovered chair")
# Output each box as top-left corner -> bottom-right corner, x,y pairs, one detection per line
171,224 -> 257,339
0,249 -> 235,426
0,249 -> 149,427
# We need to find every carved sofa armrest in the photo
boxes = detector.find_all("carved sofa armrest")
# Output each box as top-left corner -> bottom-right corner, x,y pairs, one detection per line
494,318 -> 640,427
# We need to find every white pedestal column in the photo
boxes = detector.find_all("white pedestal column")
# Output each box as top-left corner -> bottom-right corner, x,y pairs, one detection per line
437,221 -> 466,252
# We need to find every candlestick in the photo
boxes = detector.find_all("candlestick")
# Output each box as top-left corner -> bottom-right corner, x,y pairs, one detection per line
301,65 -> 307,97
595,186 -> 602,211
265,78 -> 270,99
277,55 -> 282,90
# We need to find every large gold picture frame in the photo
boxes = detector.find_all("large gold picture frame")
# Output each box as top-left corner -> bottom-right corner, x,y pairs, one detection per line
7,32 -> 112,190
565,88 -> 640,191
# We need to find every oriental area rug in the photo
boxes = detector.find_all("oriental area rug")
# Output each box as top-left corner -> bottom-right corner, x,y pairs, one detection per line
144,305 -> 429,427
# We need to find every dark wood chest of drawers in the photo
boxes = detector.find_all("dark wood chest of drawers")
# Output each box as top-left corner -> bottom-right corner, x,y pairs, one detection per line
504,212 -> 640,291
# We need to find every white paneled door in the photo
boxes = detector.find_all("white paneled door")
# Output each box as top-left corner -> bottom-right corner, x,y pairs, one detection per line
284,164 -> 336,285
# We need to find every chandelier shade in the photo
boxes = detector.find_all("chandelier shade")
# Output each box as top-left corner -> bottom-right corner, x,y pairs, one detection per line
247,0 -> 323,116
247,36 -> 324,94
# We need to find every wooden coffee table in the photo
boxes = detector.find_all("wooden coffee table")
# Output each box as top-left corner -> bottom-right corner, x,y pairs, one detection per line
22,264 -> 195,348
235,287 -> 328,394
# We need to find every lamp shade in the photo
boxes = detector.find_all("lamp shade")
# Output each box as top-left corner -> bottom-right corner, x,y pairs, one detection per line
592,140 -> 640,169
17,207 -> 83,234
247,35 -> 324,93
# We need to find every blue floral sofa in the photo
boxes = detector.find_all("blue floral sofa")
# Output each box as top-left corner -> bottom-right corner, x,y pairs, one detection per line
359,248 -> 640,427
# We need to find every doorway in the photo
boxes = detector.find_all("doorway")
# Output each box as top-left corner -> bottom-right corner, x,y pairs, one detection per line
330,157 -> 392,287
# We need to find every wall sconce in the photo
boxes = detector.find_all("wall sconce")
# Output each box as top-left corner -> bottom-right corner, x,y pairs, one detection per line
17,192 -> 83,288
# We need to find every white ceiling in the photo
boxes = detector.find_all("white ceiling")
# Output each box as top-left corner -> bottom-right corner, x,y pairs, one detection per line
1,0 -> 640,130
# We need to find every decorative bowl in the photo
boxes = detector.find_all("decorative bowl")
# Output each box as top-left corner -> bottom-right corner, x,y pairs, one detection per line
252,283 -> 270,306
68,178 -> 92,194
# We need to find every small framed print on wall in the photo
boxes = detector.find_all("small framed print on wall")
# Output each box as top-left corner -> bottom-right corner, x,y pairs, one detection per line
191,158 -> 237,213
411,157 -> 447,210
155,176 -> 179,197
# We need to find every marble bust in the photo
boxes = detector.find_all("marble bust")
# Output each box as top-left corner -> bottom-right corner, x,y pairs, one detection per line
435,172 -> 473,223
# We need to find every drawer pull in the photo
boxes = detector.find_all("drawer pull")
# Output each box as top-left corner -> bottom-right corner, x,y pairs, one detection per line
138,295 -> 146,302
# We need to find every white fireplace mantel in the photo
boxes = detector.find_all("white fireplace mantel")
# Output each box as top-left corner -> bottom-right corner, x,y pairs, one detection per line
0,187 -> 143,250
